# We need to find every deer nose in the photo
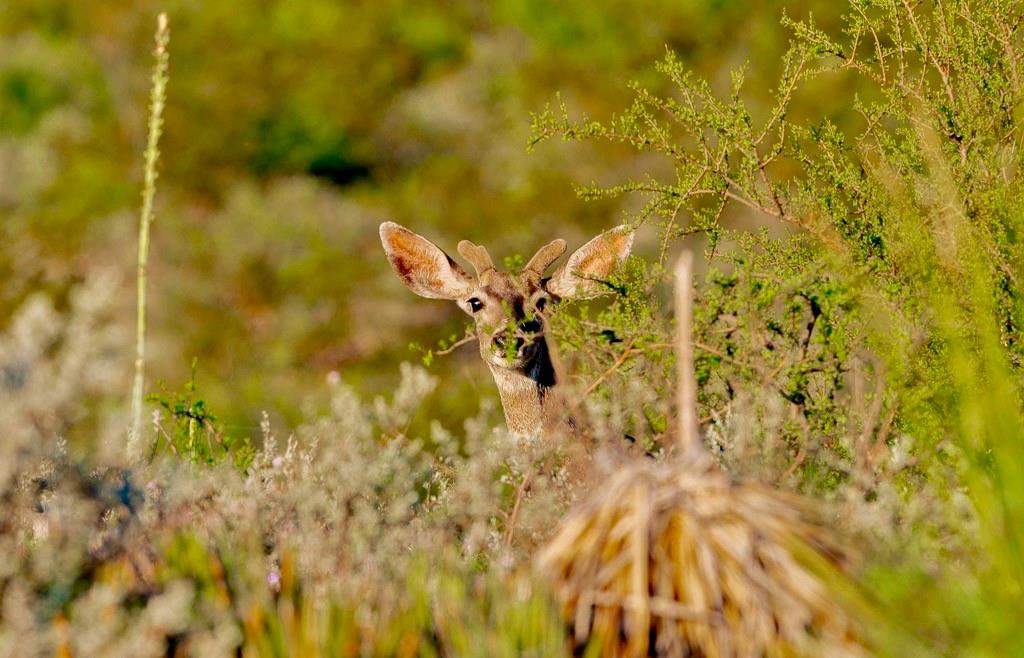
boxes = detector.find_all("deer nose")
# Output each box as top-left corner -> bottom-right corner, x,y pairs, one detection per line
492,334 -> 525,353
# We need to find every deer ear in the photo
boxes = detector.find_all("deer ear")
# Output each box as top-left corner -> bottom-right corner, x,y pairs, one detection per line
546,225 -> 634,300
379,222 -> 475,300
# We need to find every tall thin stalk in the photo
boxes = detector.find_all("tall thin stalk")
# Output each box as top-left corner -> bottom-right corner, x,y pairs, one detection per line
128,13 -> 170,462
674,251 -> 701,459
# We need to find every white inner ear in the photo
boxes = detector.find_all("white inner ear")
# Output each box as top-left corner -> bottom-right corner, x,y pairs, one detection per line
380,222 -> 475,300
547,226 -> 634,300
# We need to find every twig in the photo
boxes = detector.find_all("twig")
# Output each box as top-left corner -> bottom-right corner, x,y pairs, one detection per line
504,467 -> 534,547
434,334 -> 477,356
583,339 -> 638,397
781,445 -> 807,481
868,404 -> 899,469
691,340 -> 758,371
857,367 -> 887,458
128,13 -> 170,463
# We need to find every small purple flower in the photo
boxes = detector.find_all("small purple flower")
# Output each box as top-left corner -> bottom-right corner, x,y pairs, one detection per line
267,570 -> 281,591
326,370 -> 341,386
271,456 -> 284,468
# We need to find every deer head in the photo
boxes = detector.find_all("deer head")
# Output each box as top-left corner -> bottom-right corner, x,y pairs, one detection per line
379,221 -> 633,434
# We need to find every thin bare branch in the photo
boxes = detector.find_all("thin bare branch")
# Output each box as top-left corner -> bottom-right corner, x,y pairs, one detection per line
434,334 -> 477,356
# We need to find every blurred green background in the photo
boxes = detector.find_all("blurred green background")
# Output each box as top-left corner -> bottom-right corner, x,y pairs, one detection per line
0,0 -> 846,436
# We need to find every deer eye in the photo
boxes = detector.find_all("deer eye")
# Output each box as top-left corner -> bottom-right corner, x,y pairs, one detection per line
467,297 -> 484,313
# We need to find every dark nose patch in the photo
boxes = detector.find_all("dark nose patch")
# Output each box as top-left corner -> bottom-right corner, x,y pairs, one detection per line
492,334 -> 526,352
519,318 -> 541,334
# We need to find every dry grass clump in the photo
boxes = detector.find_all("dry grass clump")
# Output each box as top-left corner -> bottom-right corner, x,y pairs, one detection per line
536,459 -> 860,657
536,255 -> 863,657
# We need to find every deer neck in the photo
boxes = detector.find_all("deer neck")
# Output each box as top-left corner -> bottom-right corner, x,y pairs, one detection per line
487,340 -> 564,435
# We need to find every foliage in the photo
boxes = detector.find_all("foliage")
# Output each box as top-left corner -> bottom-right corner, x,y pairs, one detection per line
531,0 -> 1024,653
545,233 -> 863,492
146,359 -> 254,470
5,0 -> 1024,655
533,0 -> 1024,482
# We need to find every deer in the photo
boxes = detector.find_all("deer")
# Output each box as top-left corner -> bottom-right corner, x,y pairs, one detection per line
379,221 -> 633,437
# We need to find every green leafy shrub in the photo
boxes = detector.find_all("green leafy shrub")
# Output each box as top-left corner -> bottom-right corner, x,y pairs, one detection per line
146,359 -> 254,469
533,0 -> 1024,480
531,0 -> 1024,652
